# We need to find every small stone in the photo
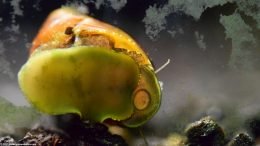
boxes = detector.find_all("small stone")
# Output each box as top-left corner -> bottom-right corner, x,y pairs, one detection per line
246,115 -> 260,138
227,133 -> 254,146
0,136 -> 16,144
185,116 -> 225,146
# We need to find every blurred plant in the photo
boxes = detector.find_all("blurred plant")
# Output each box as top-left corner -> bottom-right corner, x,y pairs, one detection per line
0,96 -> 40,134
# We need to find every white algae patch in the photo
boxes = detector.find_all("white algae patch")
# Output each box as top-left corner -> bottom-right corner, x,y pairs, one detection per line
64,1 -> 89,14
167,0 -> 233,20
108,0 -> 127,12
236,0 -> 260,29
143,5 -> 172,40
194,31 -> 207,51
167,29 -> 177,38
93,0 -> 127,11
10,0 -> 23,16
143,0 -> 259,71
143,0 -> 234,40
65,0 -> 127,13
220,13 -> 257,70
0,42 -> 14,79
0,57 -> 14,79
4,24 -> 20,34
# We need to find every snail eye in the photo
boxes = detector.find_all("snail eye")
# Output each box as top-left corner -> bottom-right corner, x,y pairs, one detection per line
133,89 -> 150,110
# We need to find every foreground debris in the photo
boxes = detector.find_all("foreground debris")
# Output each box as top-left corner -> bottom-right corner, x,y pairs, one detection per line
185,116 -> 225,146
227,133 -> 254,146
0,121 -> 127,146
1,116 -> 259,145
182,116 -> 255,146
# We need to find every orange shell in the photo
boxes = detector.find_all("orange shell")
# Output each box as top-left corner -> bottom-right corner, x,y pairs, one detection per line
31,8 -> 151,65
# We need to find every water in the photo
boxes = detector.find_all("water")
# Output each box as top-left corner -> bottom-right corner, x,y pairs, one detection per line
0,0 -> 259,145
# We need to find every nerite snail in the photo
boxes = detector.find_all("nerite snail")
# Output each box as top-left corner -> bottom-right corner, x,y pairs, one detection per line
18,8 -> 161,127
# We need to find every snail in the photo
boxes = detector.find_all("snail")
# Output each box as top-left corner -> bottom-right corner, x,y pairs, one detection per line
18,8 -> 161,127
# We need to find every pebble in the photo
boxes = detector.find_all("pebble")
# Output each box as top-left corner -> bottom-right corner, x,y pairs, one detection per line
227,133 -> 254,146
185,116 -> 225,146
